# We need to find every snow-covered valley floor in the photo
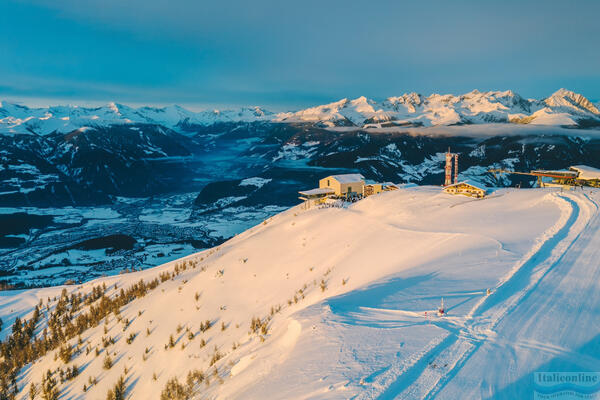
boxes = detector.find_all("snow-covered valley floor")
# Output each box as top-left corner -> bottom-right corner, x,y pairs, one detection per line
1,186 -> 599,399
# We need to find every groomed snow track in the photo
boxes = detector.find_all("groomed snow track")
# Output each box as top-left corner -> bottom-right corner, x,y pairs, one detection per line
349,191 -> 600,399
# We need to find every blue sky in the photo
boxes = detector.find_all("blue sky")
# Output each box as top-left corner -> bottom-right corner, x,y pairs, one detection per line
0,0 -> 599,110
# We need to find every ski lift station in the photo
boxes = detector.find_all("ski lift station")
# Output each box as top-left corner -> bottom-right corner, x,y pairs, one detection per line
489,165 -> 600,188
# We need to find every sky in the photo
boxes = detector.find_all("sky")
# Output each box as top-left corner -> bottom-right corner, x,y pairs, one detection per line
0,0 -> 599,111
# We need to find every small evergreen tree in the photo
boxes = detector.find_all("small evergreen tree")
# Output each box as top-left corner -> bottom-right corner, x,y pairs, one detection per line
103,355 -> 113,370
105,375 -> 126,400
29,382 -> 38,400
41,370 -> 59,400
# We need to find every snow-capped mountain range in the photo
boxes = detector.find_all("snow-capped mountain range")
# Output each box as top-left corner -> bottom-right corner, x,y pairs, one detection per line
1,89 -> 599,135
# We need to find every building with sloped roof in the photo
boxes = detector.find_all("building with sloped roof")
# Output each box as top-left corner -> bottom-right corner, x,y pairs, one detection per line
319,174 -> 365,197
443,180 -> 487,198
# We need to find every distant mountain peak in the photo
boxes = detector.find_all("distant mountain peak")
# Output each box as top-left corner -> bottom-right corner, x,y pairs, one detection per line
1,89 -> 599,135
545,88 -> 599,115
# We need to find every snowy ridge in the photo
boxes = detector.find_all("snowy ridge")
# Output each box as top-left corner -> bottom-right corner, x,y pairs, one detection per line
1,187 -> 599,399
2,89 -> 599,135
0,101 -> 274,135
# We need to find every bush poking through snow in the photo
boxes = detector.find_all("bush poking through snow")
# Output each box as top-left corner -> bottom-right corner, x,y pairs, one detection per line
41,370 -> 59,400
186,369 -> 205,387
58,344 -> 72,364
28,382 -> 37,400
209,349 -> 223,367
102,336 -> 115,348
200,320 -> 212,332
64,364 -> 79,381
103,355 -> 113,370
250,316 -> 270,336
105,375 -> 126,400
160,377 -> 190,400
126,333 -> 136,345
320,279 -> 327,292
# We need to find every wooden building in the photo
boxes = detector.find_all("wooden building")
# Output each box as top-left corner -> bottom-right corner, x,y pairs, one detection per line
443,180 -> 486,198
364,183 -> 383,197
364,182 -> 399,196
319,174 -> 365,198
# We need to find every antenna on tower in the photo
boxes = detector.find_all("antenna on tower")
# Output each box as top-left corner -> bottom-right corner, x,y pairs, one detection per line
444,148 -> 459,186
454,153 -> 459,184
444,149 -> 453,186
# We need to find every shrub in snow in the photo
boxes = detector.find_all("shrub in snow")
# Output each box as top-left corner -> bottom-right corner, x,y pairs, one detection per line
103,355 -> 113,370
58,344 -> 72,364
28,382 -> 37,400
200,320 -> 212,332
126,333 -> 136,345
320,279 -> 327,292
186,369 -> 205,387
209,349 -> 223,367
41,370 -> 58,400
160,377 -> 190,400
65,365 -> 79,381
105,375 -> 126,400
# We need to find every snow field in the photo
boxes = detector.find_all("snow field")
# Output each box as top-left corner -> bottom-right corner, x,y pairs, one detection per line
0,186 -> 598,399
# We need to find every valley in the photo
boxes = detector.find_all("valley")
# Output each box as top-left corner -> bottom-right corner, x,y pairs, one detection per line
1,91 -> 600,288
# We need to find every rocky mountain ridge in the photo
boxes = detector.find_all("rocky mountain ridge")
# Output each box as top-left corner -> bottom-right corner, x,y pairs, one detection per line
2,89 -> 599,135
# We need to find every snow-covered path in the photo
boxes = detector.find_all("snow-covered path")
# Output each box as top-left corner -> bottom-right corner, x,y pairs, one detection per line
433,191 -> 600,399
354,190 -> 600,399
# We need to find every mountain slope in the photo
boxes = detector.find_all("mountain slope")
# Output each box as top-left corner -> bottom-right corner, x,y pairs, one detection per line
1,186 -> 598,399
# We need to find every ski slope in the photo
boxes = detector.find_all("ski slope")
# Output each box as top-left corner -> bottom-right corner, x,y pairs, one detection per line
0,186 -> 599,399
